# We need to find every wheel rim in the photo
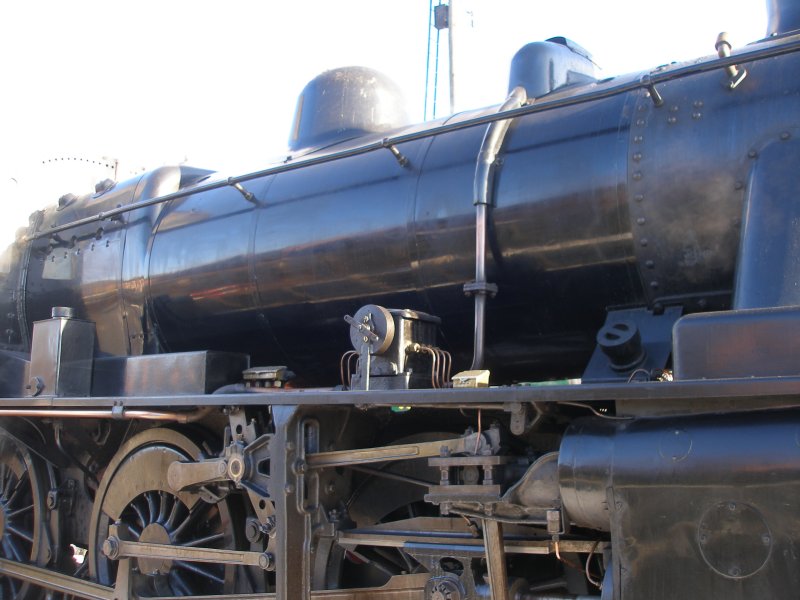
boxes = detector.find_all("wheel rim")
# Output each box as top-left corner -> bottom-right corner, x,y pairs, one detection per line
0,434 -> 52,599
88,429 -> 236,596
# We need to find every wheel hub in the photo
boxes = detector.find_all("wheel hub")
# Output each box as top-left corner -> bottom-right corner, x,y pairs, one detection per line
137,522 -> 173,575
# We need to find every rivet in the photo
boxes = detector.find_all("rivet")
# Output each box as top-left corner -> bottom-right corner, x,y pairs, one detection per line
692,112 -> 702,119
285,483 -> 295,494
667,116 -> 678,124
632,171 -> 643,181
634,194 -> 644,202
748,150 -> 758,158
636,119 -> 646,127
693,100 -> 704,108
645,260 -> 655,269
650,281 -> 659,289
780,131 -> 791,140
669,105 -> 679,112
640,238 -> 649,247
637,217 -> 646,225
734,181 -> 744,190
633,135 -> 644,143
633,152 -> 642,162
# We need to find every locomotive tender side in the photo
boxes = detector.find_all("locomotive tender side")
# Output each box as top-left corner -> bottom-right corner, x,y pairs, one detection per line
0,3 -> 798,599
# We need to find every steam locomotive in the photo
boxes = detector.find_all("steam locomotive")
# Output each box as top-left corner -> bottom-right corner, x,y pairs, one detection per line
0,2 -> 799,599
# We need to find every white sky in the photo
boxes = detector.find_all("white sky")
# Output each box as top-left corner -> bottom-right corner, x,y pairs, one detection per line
0,0 -> 767,244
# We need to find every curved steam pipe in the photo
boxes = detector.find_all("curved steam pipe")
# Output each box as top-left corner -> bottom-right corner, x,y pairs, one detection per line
469,86 -> 529,370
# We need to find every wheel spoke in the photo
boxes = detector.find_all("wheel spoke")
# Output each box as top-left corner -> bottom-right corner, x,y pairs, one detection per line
126,523 -> 143,539
3,573 -> 20,599
171,503 -> 210,541
6,503 -> 34,519
157,491 -> 169,524
0,462 -> 7,497
7,523 -> 34,544
165,496 -> 182,530
147,492 -> 158,523
5,465 -> 14,492
171,569 -> 193,595
173,560 -> 225,584
130,498 -> 148,529
2,536 -> 23,562
6,472 -> 29,507
2,537 -> 16,561
180,531 -> 225,548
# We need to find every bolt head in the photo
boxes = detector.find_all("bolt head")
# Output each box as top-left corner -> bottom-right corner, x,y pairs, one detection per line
102,537 -> 119,559
245,519 -> 264,543
259,552 -> 275,571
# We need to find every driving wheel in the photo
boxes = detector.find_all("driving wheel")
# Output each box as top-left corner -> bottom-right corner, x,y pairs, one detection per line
0,433 -> 57,599
88,428 -> 238,596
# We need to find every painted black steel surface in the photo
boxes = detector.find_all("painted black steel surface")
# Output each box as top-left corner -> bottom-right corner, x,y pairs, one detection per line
1,7 -> 800,598
768,0 -> 800,34
5,34 -> 800,387
560,410 -> 800,599
288,66 -> 410,152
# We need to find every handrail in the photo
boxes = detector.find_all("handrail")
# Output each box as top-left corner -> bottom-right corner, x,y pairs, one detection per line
27,35 -> 800,241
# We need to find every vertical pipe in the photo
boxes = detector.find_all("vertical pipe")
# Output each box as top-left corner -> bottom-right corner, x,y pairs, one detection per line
472,203 -> 488,369
448,0 -> 457,114
424,0 -> 434,120
469,87 -> 528,370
